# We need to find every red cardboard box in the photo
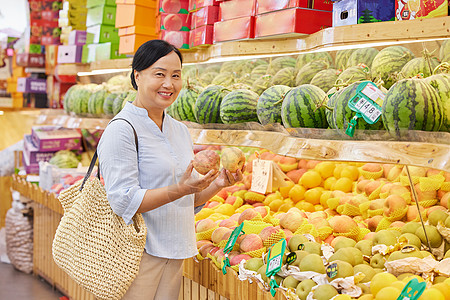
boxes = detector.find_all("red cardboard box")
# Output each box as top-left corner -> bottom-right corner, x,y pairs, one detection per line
395,0 -> 448,20
256,0 -> 332,14
312,0 -> 332,11
220,0 -> 256,20
158,0 -> 190,14
16,53 -> 45,68
191,6 -> 219,28
159,30 -> 190,49
189,24 -> 214,47
189,0 -> 219,12
160,13 -> 191,31
255,8 -> 331,38
214,16 -> 255,43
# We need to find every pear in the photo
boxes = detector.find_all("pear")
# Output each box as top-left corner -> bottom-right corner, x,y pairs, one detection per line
401,222 -> 421,234
244,257 -> 264,272
257,264 -> 268,282
313,284 -> 338,300
273,274 -> 283,285
288,234 -> 309,252
346,247 -> 364,265
329,247 -> 364,266
334,237 -> 356,251
421,251 -> 435,259
399,233 -> 422,249
357,283 -> 371,294
434,276 -> 448,284
295,279 -> 316,300
354,264 -> 376,283
397,273 -> 415,281
373,230 -> 398,246
370,253 -> 387,269
374,268 -> 384,274
444,249 -> 450,259
428,210 -> 448,226
446,216 -> 450,227
290,250 -> 310,267
303,241 -> 322,255
387,245 -> 423,261
282,275 -> 299,289
355,239 -> 373,257
327,260 -> 354,280
299,254 -> 326,274
329,248 -> 353,266
415,225 -> 442,248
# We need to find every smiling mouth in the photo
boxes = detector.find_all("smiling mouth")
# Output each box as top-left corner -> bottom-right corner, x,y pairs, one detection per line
158,91 -> 173,97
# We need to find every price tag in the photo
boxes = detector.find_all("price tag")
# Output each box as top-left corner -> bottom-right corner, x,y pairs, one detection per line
327,263 -> 338,279
297,243 -> 305,251
266,239 -> 287,277
397,278 -> 426,300
286,252 -> 297,265
251,159 -> 273,194
224,223 -> 244,254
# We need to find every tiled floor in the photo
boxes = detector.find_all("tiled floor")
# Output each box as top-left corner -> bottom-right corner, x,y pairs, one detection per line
0,262 -> 64,299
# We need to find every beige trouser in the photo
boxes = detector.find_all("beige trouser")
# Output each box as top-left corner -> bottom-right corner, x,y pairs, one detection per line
122,252 -> 184,300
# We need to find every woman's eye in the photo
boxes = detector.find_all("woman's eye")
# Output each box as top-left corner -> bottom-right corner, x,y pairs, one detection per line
173,74 -> 180,78
156,73 -> 164,77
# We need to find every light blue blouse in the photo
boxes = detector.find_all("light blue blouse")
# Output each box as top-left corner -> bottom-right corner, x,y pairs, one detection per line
97,101 -> 198,259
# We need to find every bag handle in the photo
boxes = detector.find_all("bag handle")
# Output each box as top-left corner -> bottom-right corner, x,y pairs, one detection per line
80,118 -> 138,191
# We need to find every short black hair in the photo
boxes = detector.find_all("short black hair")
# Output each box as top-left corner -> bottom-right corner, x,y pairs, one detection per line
130,39 -> 183,90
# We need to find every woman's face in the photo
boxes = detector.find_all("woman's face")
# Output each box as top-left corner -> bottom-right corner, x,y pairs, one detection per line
134,51 -> 182,111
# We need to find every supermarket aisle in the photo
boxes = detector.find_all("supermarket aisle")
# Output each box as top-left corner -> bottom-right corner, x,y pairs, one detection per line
0,262 -> 64,299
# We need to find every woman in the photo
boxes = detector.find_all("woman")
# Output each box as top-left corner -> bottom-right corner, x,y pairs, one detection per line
97,40 -> 242,299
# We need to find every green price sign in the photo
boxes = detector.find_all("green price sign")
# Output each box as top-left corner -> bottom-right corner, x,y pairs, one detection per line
266,239 -> 287,297
222,223 -> 244,275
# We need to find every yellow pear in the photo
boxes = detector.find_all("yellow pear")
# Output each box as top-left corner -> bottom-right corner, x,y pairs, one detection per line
370,272 -> 398,297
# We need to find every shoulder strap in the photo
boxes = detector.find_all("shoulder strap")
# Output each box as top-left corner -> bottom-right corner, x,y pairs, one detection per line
80,118 -> 138,191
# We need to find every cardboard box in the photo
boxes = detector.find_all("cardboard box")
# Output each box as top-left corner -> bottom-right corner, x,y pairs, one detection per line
395,0 -> 447,20
118,25 -> 156,35
333,0 -> 395,26
312,0 -> 333,11
159,30 -> 190,49
42,10 -> 60,22
158,0 -> 189,13
57,45 -> 83,63
119,33 -> 159,54
86,5 -> 117,27
160,13 -> 191,31
255,8 -> 331,38
17,78 -> 48,94
256,0 -> 332,14
117,0 -> 157,8
214,16 -> 255,42
23,153 -> 40,174
115,4 -> 157,28
189,0 -> 219,12
23,135 -> 56,165
86,24 -> 120,43
192,6 -> 219,28
31,126 -> 82,152
189,24 -> 213,47
87,0 -> 116,8
220,0 -> 255,20
68,30 -> 95,45
95,42 -> 127,60
45,45 -> 58,74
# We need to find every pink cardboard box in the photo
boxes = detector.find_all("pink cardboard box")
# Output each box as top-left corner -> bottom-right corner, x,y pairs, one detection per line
159,30 -> 190,49
189,24 -> 214,47
214,16 -> 255,42
57,45 -> 83,63
158,0 -> 190,14
23,153 -> 40,174
220,0 -> 256,20
191,6 -> 219,28
189,0 -> 219,11
160,13 -> 191,31
31,126 -> 82,152
23,134 -> 56,164
256,0 -> 332,14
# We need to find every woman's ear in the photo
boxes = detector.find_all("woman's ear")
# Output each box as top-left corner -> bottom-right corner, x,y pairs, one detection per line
134,70 -> 139,85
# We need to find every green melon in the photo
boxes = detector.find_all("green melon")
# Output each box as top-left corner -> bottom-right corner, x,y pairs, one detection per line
423,74 -> 450,132
220,61 -> 239,74
382,78 -> 443,135
252,75 -> 273,95
295,52 -> 334,72
175,85 -> 203,122
238,73 -> 259,86
295,61 -> 329,86
325,89 -> 341,129
63,84 -> 82,113
212,72 -> 236,86
71,86 -> 95,115
204,65 -> 221,73
310,69 -> 340,92
347,47 -> 379,68
335,49 -> 356,70
199,72 -> 219,86
440,39 -> 450,63
122,90 -> 136,109
371,46 -> 415,89
267,57 -> 296,75
256,85 -> 291,125
251,65 -> 269,77
104,92 -> 119,116
400,57 -> 440,79
220,89 -> 259,124
336,66 -> 371,86
228,83 -> 253,90
88,89 -> 108,116
112,92 -> 128,116
271,67 -> 296,87
281,84 -> 328,128
194,85 -> 230,124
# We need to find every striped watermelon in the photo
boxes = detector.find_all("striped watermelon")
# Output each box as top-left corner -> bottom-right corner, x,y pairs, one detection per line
204,65 -> 221,73
63,84 -> 81,113
295,52 -> 334,72
238,59 -> 268,76
252,75 -> 273,95
228,83 -> 253,90
212,72 -> 236,86
239,73 -> 260,86
440,40 -> 450,63
271,67 -> 296,87
220,89 -> 259,124
88,89 -> 108,116
267,57 -> 296,75
71,85 -> 97,115
167,98 -> 180,120
199,72 -> 219,86
332,81 -> 384,133
251,65 -> 269,77
194,85 -> 230,124
122,90 -> 136,109
220,61 -> 239,74
256,85 -> 291,125
112,92 -> 128,116
336,66 -> 371,86
400,57 -> 440,79
382,78 -> 443,135
325,89 -> 341,129
310,69 -> 339,92
424,74 -> 450,132
335,49 -> 356,70
174,85 -> 203,122
371,46 -> 415,89
103,92 -> 119,116
281,84 -> 328,128
347,48 -> 379,68
295,61 -> 329,86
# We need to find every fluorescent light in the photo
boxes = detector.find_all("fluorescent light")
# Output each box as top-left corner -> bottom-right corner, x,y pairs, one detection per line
77,68 -> 130,76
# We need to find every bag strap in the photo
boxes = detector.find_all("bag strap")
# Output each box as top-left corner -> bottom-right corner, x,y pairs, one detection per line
80,118 -> 138,191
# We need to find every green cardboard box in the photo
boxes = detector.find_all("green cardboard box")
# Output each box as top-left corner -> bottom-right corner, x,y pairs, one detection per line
86,24 -> 120,44
95,42 -> 127,61
87,0 -> 116,8
86,5 -> 117,27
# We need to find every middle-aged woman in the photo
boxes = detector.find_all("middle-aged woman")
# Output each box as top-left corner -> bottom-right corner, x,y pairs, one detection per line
97,39 -> 243,299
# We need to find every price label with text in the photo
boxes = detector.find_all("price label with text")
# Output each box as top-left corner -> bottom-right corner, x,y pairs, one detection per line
266,239 -> 286,277
251,159 -> 273,194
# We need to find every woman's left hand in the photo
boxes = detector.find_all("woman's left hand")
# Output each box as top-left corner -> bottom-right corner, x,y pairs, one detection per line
214,168 -> 244,189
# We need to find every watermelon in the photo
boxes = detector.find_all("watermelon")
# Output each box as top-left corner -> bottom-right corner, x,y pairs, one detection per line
220,61 -> 239,74
347,48 -> 379,68
332,81 -> 384,133
199,72 -> 219,86
382,78 -> 443,135
220,89 -> 259,124
174,85 -> 203,122
167,98 -> 180,120
88,89 -> 108,116
237,60 -> 266,76
238,73 -> 259,86
400,57 -> 440,79
310,69 -> 339,92
325,89 -> 341,129
71,85 -> 97,115
252,75 -> 273,95
424,74 -> 450,132
267,57 -> 296,75
371,46 -> 415,89
112,92 -> 128,116
212,72 -> 236,86
194,85 -> 230,124
204,65 -> 221,73
122,90 -> 136,109
251,65 -> 269,77
335,49 -> 356,70
440,39 -> 450,63
295,61 -> 329,86
228,83 -> 253,90
281,84 -> 328,128
256,85 -> 292,125
104,92 -> 119,116
271,67 -> 296,87
63,84 -> 81,113
295,52 -> 333,72
336,66 -> 371,86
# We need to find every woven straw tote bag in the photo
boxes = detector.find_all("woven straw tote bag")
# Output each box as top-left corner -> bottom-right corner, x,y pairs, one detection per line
52,119 -> 147,300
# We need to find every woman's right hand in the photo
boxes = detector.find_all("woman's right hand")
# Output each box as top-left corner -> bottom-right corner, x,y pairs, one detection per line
178,162 -> 219,195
